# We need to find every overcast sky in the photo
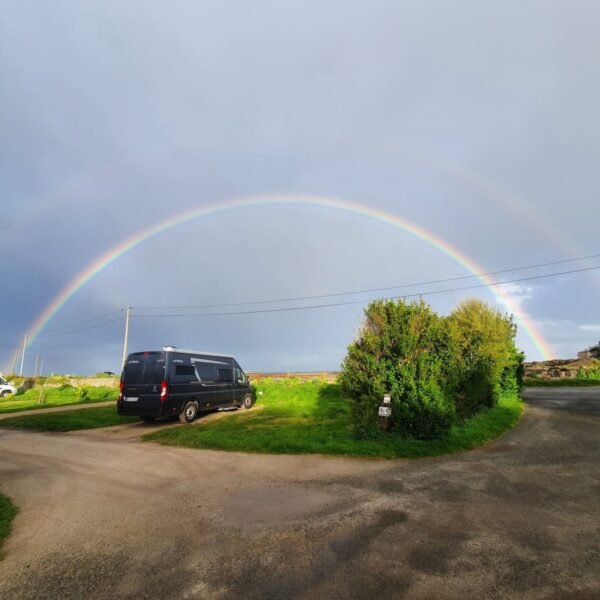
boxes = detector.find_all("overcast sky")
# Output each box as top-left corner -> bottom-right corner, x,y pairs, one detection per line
1,1 -> 599,375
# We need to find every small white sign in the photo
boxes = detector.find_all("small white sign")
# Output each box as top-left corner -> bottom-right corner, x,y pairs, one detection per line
378,406 -> 392,417
383,394 -> 391,404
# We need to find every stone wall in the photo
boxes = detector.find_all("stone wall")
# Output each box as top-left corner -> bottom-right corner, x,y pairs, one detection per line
524,358 -> 600,380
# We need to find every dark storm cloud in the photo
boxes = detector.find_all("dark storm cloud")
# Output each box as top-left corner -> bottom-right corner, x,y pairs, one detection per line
1,0 -> 599,373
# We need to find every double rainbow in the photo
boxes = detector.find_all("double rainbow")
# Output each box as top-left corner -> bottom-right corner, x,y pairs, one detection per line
21,194 -> 553,360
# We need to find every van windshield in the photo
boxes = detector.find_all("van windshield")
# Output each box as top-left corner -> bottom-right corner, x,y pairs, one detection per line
123,353 -> 165,385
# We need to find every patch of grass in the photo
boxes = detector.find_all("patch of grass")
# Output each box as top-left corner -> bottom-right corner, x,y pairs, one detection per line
523,379 -> 600,387
0,493 -> 18,559
0,386 -> 117,414
144,380 -> 523,459
0,406 -> 139,432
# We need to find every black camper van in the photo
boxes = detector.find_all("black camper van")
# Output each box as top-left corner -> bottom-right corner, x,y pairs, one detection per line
117,346 -> 253,423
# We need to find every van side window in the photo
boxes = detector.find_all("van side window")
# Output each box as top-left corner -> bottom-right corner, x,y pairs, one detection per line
175,365 -> 195,376
218,368 -> 233,383
195,363 -> 216,383
173,364 -> 198,383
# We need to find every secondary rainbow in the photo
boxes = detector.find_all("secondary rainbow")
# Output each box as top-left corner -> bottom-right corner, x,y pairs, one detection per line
21,194 -> 554,359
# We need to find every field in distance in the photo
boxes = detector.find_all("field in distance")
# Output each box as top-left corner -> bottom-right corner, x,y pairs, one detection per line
0,386 -> 117,414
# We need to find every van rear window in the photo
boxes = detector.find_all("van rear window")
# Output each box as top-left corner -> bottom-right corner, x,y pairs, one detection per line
124,353 -> 165,385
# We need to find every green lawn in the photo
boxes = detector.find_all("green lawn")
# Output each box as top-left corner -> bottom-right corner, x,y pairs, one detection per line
523,379 -> 600,387
144,380 -> 523,459
0,493 -> 17,559
0,386 -> 117,414
0,406 -> 139,432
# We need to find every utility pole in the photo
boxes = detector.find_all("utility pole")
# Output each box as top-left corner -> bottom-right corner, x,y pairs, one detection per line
19,334 -> 27,376
34,354 -> 39,377
122,307 -> 131,369
39,358 -> 44,377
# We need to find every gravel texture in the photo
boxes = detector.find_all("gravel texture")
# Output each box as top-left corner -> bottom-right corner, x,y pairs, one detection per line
0,387 -> 598,599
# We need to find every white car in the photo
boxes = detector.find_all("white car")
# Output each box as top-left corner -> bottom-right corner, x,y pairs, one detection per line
0,376 -> 17,397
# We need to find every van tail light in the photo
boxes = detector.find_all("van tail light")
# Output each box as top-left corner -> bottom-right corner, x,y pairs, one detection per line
160,380 -> 169,402
118,381 -> 123,401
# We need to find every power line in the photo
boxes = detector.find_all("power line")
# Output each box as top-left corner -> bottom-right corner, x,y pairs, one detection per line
131,264 -> 600,319
40,309 -> 124,335
36,317 -> 124,338
22,253 -> 600,343
133,252 -> 600,311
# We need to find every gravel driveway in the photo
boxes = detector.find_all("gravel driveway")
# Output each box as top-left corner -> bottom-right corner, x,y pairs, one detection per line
0,387 -> 598,599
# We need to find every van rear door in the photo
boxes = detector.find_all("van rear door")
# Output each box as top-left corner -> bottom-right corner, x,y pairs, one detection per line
122,352 -> 166,414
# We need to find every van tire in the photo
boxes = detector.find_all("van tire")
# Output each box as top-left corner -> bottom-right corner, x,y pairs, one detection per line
241,394 -> 253,410
180,401 -> 199,424
0,390 -> 10,398
141,416 -> 155,423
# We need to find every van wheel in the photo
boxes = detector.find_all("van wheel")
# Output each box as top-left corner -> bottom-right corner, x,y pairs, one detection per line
0,390 -> 10,398
180,401 -> 199,424
141,416 -> 155,423
241,394 -> 253,410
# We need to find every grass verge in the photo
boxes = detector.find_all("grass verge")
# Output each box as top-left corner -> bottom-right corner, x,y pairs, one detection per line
0,493 -> 18,559
0,406 -> 139,432
0,386 -> 117,414
523,379 -> 600,387
144,381 -> 523,459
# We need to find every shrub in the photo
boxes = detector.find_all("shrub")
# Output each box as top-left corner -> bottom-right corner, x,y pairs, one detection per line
78,387 -> 90,403
21,377 -> 36,391
577,367 -> 600,379
339,297 -> 522,440
447,299 -> 522,417
588,341 -> 600,359
339,299 -> 456,439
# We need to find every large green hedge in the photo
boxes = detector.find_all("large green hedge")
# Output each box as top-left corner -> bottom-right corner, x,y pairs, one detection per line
339,298 -> 523,440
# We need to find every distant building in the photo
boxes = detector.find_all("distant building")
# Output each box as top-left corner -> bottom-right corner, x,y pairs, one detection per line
578,350 -> 592,360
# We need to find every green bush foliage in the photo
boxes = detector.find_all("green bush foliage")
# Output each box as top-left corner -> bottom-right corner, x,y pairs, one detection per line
78,387 -> 91,403
21,377 -> 36,391
577,366 -> 600,379
448,299 -> 523,418
339,298 -> 522,440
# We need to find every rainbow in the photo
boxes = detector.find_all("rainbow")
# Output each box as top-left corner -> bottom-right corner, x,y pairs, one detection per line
20,194 -> 553,359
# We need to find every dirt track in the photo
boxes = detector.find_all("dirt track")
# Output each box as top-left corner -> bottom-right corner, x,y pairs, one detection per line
0,401 -> 115,421
0,387 -> 598,599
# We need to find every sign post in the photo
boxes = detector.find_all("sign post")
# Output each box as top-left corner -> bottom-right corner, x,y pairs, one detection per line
378,394 -> 392,432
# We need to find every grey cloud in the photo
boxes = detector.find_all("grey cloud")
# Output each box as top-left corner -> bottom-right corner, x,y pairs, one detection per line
2,0 -> 599,372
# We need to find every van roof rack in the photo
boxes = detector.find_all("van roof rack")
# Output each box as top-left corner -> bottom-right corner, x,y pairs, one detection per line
162,346 -> 234,358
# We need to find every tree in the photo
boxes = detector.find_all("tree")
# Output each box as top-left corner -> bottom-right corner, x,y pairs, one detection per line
588,341 -> 600,359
